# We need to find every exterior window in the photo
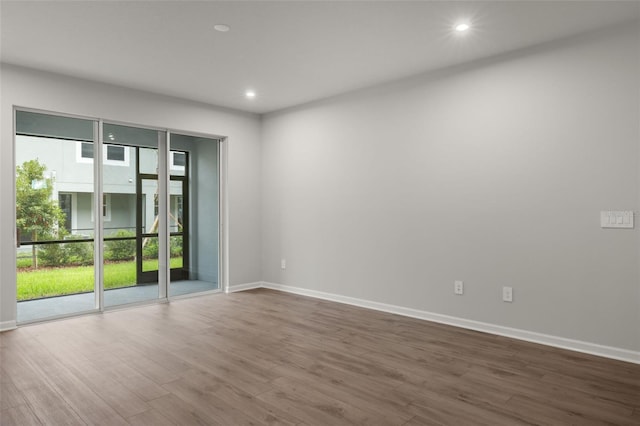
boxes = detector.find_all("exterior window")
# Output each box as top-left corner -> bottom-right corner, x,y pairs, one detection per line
76,142 -> 129,166
81,142 -> 93,159
59,193 -> 72,232
170,151 -> 186,171
173,152 -> 186,167
106,145 -> 125,161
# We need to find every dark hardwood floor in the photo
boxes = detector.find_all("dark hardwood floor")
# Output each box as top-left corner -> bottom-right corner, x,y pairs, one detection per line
1,288 -> 639,425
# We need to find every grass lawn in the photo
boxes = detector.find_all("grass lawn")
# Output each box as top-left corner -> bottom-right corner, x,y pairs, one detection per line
17,258 -> 183,301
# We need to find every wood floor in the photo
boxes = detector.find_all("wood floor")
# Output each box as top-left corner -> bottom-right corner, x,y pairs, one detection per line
1,289 -> 639,425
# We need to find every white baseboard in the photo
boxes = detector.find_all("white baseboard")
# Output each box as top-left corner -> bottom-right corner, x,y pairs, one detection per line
245,282 -> 640,365
0,320 -> 17,332
228,282 -> 263,293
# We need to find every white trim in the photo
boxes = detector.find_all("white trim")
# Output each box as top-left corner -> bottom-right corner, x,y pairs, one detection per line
0,320 -> 18,332
220,138 -> 229,294
253,282 -> 640,365
228,282 -> 263,293
10,108 -> 18,326
94,121 -> 104,311
159,131 -> 169,299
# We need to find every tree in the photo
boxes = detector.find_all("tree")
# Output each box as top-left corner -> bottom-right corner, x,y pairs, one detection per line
16,159 -> 65,269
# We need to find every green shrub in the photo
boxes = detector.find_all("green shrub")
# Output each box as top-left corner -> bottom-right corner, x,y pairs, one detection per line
37,232 -> 94,267
38,242 -> 69,267
142,237 -> 158,259
141,236 -> 182,259
105,233 -> 182,261
65,237 -> 93,266
17,257 -> 33,269
170,236 -> 183,258
105,230 -> 136,261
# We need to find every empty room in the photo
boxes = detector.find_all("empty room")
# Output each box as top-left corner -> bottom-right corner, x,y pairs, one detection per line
1,1 -> 639,425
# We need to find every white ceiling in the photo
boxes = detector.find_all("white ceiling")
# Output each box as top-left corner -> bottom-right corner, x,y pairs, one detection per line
1,1 -> 639,114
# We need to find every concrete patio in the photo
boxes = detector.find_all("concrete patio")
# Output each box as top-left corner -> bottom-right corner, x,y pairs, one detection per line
17,280 -> 218,323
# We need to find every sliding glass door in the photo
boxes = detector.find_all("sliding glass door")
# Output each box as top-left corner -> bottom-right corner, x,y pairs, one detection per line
15,109 -> 222,323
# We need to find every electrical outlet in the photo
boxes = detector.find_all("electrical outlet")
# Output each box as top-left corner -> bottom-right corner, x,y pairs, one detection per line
281,259 -> 286,270
454,280 -> 464,295
502,286 -> 513,302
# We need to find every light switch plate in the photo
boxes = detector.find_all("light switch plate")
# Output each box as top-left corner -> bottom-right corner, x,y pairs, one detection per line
600,211 -> 634,229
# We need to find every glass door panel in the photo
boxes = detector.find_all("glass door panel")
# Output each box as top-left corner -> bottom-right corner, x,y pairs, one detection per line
169,135 -> 219,297
103,146 -> 137,302
15,110 -> 96,322
103,124 -> 162,307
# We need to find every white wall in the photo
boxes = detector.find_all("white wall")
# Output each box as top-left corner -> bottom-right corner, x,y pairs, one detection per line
0,64 -> 262,328
261,24 -> 640,352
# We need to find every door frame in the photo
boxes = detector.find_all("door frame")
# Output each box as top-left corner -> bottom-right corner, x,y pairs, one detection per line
136,170 -> 190,284
12,106 -> 227,325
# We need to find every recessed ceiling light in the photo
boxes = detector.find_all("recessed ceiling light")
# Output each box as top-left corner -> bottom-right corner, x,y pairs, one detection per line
455,23 -> 470,32
214,24 -> 230,32
245,90 -> 256,99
